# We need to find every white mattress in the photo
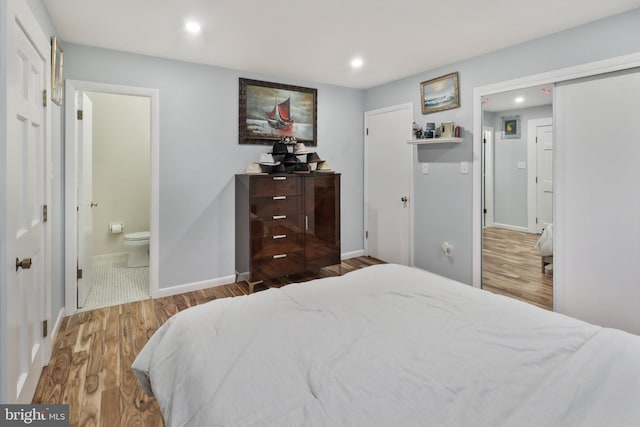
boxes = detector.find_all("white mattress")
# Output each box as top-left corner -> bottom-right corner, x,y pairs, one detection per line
132,264 -> 640,426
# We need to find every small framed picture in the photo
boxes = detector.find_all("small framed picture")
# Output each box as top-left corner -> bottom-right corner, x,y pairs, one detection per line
420,72 -> 460,115
501,115 -> 521,139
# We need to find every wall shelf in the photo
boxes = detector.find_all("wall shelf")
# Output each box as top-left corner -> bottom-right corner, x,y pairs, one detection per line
407,137 -> 463,145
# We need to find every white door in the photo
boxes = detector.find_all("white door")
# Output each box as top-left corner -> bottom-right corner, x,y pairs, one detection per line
77,93 -> 94,307
364,104 -> 413,265
6,0 -> 49,403
536,124 -> 553,232
555,69 -> 640,333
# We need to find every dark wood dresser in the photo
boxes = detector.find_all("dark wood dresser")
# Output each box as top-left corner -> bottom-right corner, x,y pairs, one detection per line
235,173 -> 341,291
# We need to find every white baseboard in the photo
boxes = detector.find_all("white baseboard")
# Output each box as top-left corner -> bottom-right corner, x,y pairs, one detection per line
155,274 -> 236,298
342,249 -> 365,260
93,252 -> 128,264
491,223 -> 530,233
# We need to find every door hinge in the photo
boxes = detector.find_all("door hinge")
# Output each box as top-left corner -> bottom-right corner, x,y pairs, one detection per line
77,268 -> 83,279
536,176 -> 538,183
43,204 -> 48,222
42,90 -> 47,107
536,217 -> 539,224
365,230 -> 368,239
483,138 -> 486,144
77,110 -> 83,120
483,208 -> 487,214
42,320 -> 48,338
366,128 -> 369,136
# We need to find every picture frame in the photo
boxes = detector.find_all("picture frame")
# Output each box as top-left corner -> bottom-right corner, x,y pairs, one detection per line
501,115 -> 521,139
420,72 -> 460,115
239,78 -> 317,146
51,36 -> 63,106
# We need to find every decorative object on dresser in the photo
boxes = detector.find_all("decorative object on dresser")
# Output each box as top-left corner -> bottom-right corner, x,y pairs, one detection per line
238,78 -> 318,146
235,173 -> 341,292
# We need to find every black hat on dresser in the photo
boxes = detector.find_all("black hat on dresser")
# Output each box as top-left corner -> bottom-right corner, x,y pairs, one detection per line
306,152 -> 323,163
271,163 -> 286,174
282,153 -> 300,164
270,142 -> 289,157
293,163 -> 311,174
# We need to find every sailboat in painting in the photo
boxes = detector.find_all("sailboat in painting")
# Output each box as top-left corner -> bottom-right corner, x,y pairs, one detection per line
265,97 -> 294,130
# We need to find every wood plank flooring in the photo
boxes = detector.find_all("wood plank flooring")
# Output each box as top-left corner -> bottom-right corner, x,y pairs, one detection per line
31,256 -> 385,427
482,226 -> 553,310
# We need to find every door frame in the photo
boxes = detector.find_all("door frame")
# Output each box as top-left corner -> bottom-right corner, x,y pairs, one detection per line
526,117 -> 552,233
1,0 -> 52,403
472,52 -> 640,302
482,126 -> 494,228
64,80 -> 160,315
363,103 -> 414,265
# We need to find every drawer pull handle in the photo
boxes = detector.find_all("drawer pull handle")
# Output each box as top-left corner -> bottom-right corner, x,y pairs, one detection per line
273,196 -> 287,200
273,254 -> 287,259
273,215 -> 287,220
273,234 -> 287,239
273,177 -> 287,181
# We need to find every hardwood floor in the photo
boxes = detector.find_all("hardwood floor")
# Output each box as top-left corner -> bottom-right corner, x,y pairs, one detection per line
31,256 -> 385,427
482,226 -> 553,310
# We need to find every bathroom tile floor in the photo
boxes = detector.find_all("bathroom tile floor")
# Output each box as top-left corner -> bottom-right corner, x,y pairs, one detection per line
83,260 -> 149,310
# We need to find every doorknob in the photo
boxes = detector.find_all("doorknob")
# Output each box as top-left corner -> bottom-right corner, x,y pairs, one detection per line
90,201 -> 98,207
401,196 -> 408,202
16,258 -> 32,271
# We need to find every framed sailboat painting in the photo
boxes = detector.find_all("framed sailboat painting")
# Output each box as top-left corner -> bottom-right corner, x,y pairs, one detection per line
239,78 -> 318,145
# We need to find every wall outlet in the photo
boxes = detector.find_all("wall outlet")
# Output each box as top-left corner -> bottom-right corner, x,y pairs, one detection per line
422,163 -> 429,174
517,161 -> 526,169
442,242 -> 453,257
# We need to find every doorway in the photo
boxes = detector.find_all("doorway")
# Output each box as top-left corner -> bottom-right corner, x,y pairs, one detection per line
480,86 -> 554,309
82,91 -> 151,309
364,103 -> 413,265
65,80 -> 160,314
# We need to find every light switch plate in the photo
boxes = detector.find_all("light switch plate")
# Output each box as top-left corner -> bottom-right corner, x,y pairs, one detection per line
518,161 -> 526,169
422,163 -> 429,174
460,161 -> 469,174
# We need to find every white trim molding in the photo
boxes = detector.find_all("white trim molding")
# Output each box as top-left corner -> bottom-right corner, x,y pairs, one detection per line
156,275 -> 236,298
64,80 -> 160,314
342,250 -> 365,260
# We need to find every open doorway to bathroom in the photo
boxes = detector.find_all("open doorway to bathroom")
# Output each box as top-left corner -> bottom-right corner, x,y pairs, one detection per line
80,91 -> 151,310
65,80 -> 159,313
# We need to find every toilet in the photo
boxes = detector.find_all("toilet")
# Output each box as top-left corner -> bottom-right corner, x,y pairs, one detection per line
124,231 -> 150,267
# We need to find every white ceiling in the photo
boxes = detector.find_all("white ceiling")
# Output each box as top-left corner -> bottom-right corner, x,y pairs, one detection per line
42,0 -> 640,89
482,85 -> 553,112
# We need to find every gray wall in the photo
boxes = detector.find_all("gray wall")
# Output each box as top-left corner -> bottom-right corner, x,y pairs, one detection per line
63,44 -> 365,289
492,105 -> 552,228
364,8 -> 640,284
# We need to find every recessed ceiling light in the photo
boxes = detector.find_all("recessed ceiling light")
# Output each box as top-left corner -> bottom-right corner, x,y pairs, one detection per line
185,21 -> 201,34
515,97 -> 524,103
351,57 -> 363,69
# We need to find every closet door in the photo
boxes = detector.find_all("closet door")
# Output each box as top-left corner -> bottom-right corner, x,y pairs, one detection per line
555,68 -> 640,334
304,174 -> 341,272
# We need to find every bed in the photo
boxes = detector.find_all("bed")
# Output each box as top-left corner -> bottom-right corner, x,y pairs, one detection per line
132,264 -> 640,426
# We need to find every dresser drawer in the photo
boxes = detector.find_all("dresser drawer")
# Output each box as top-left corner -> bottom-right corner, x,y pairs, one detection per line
250,215 -> 304,238
251,195 -> 302,218
252,251 -> 304,279
251,175 -> 302,198
251,233 -> 304,259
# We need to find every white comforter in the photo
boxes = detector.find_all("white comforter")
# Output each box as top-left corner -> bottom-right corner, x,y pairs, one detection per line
132,264 -> 640,427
